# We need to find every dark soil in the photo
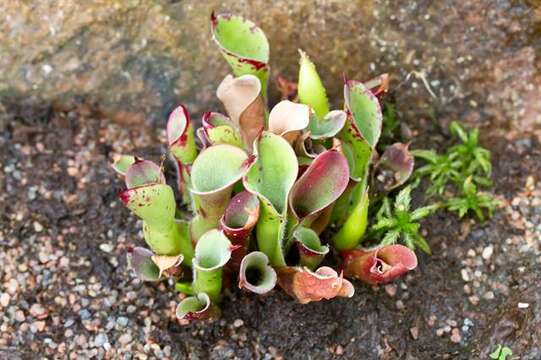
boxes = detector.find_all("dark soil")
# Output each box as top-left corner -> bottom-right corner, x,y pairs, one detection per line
1,104 -> 540,359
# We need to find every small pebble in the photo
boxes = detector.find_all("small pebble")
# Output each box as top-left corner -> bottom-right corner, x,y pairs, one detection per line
33,321 -> 46,332
117,316 -> 129,327
469,295 -> 480,305
443,325 -> 451,333
76,335 -> 87,346
67,167 -> 79,176
30,303 -> 48,319
384,284 -> 397,297
0,293 -> 10,307
99,243 -> 114,253
33,221 -> 44,232
482,245 -> 494,260
59,257 -> 70,267
450,328 -> 461,343
15,310 -> 25,322
94,333 -> 108,348
461,269 -> 471,282
233,319 -> 244,328
118,333 -> 132,345
410,326 -> 419,340
483,291 -> 495,300
79,309 -> 91,320
518,302 -> 529,309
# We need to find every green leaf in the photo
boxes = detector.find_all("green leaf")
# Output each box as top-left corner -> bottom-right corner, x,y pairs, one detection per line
372,217 -> 397,231
192,229 -> 232,303
489,344 -> 512,360
141,217 -> 185,256
175,219 -> 195,267
308,110 -> 347,139
194,229 -> 232,270
332,184 -> 370,250
167,105 -> 198,165
112,155 -> 135,175
394,186 -> 412,212
381,230 -> 400,245
200,112 -> 243,148
239,251 -> 277,294
206,125 -> 243,148
190,145 -> 251,240
413,235 -> 431,255
298,50 -> 330,118
289,149 -> 349,220
176,293 -> 212,320
191,145 -> 250,194
338,116 -> 373,181
244,132 -> 298,215
125,159 -> 165,189
293,227 -> 329,270
410,204 -> 440,221
474,149 -> 491,175
411,149 -> 438,162
175,282 -> 195,295
377,197 -> 392,219
449,121 -> 468,142
244,132 -> 298,266
403,233 -> 415,249
211,12 -> 270,94
253,202 -> 289,266
489,345 -> 502,359
472,175 -> 492,188
121,184 -> 175,227
344,79 -> 383,148
499,347 -> 512,360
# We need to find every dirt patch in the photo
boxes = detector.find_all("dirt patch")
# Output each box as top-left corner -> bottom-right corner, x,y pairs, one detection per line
0,105 -> 540,359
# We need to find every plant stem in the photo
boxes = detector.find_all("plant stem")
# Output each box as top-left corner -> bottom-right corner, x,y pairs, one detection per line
175,282 -> 195,295
332,182 -> 369,251
192,265 -> 223,303
255,203 -> 287,267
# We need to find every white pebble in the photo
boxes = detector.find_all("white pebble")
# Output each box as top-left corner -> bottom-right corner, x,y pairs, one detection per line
460,269 -> 471,282
0,293 -> 10,307
482,245 -> 493,260
99,243 -> 114,253
33,221 -> 44,232
118,333 -> 132,345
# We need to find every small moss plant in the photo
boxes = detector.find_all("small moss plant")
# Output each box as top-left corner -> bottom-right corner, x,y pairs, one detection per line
489,344 -> 513,360
447,177 -> 500,220
412,121 -> 499,220
371,186 -> 438,254
113,12 -> 441,320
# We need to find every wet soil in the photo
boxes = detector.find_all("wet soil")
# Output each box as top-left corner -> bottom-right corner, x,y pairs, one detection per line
1,104 -> 540,359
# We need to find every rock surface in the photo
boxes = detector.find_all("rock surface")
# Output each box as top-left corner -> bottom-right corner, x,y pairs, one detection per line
1,0 -> 540,130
